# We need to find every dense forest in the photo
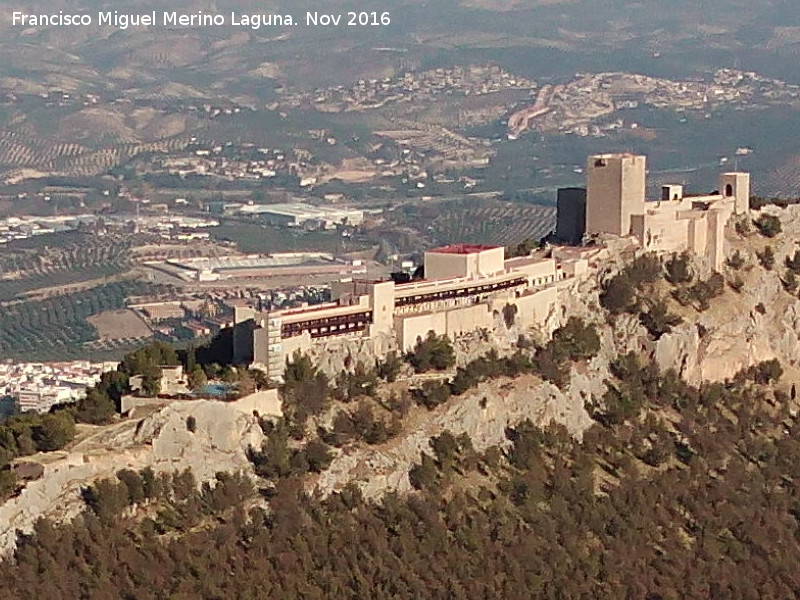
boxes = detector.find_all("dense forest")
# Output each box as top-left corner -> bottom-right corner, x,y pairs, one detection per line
1,344 -> 798,598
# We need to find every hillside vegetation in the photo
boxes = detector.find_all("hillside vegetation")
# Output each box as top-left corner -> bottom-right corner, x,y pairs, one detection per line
0,349 -> 796,598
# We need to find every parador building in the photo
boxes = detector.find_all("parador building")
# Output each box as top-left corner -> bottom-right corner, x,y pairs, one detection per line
233,152 -> 750,381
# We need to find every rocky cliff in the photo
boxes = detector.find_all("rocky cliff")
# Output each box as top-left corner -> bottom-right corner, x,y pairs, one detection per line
0,399 -> 266,554
656,205 -> 800,384
312,279 -> 644,500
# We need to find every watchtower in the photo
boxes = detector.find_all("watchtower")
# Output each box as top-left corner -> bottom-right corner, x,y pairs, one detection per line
720,172 -> 750,214
586,153 -> 646,236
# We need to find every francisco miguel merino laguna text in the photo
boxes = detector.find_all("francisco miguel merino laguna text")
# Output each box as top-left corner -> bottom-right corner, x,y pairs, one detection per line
11,10 -> 392,30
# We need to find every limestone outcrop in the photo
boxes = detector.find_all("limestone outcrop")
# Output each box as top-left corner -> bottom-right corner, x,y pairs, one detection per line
313,374 -> 594,499
655,206 -> 800,384
0,399 -> 268,555
311,206 -> 800,498
307,331 -> 397,378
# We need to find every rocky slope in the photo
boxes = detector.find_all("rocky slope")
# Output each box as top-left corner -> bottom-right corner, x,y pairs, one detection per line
0,399 -> 267,554
312,250 -> 649,499
656,205 -> 800,384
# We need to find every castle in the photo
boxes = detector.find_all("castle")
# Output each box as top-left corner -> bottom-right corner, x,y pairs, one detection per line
582,153 -> 749,270
233,153 -> 750,381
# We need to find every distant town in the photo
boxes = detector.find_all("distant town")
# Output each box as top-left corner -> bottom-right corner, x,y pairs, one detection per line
0,360 -> 119,414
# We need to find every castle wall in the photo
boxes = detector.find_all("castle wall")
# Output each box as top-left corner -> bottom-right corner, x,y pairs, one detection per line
424,252 -> 471,280
253,325 -> 269,365
637,209 -> 691,253
477,247 -> 506,276
506,258 -> 558,286
396,311 -> 448,351
282,332 -> 313,362
228,389 -> 282,418
581,155 -> 750,272
706,207 -> 727,271
121,389 -> 282,420
687,214 -> 708,256
370,280 -> 395,333
559,258 -> 588,277
721,172 -> 750,214
120,396 -> 170,415
424,246 -> 505,280
512,287 -> 558,328
394,302 -> 497,352
232,306 -> 259,364
445,304 -> 494,338
556,187 -> 587,244
232,321 -> 255,365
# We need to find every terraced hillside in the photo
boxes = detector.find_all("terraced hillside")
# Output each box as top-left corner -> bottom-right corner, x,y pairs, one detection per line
397,198 -> 556,247
0,132 -> 196,181
0,233 -> 183,359
0,235 -> 134,302
1,0 -> 800,193
0,99 -> 200,181
0,281 -> 172,361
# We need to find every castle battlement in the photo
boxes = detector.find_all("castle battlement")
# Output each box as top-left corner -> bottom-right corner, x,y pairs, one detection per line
584,153 -> 749,269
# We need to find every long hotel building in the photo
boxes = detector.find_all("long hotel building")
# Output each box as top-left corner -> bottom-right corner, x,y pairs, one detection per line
233,243 -> 590,381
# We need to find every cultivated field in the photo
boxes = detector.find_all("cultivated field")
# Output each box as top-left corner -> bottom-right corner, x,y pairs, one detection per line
0,281 -> 171,360
87,309 -> 153,341
0,236 -> 133,302
396,199 -> 556,247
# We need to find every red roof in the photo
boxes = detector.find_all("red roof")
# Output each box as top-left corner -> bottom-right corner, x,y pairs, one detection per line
428,244 -> 500,255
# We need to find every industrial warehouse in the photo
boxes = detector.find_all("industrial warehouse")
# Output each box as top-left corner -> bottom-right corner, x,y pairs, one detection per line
156,253 -> 365,282
237,203 -> 365,229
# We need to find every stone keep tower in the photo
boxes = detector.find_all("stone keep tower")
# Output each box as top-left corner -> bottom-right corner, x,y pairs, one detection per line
586,153 -> 646,236
720,172 -> 750,214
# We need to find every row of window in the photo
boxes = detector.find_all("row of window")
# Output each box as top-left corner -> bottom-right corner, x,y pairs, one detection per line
281,311 -> 373,339
395,277 -> 527,307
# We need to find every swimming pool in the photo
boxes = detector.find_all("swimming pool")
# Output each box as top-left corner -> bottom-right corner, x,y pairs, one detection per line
198,383 -> 235,398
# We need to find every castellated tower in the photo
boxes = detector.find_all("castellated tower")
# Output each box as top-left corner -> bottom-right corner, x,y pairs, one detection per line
585,153 -> 647,236
720,172 -> 750,215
